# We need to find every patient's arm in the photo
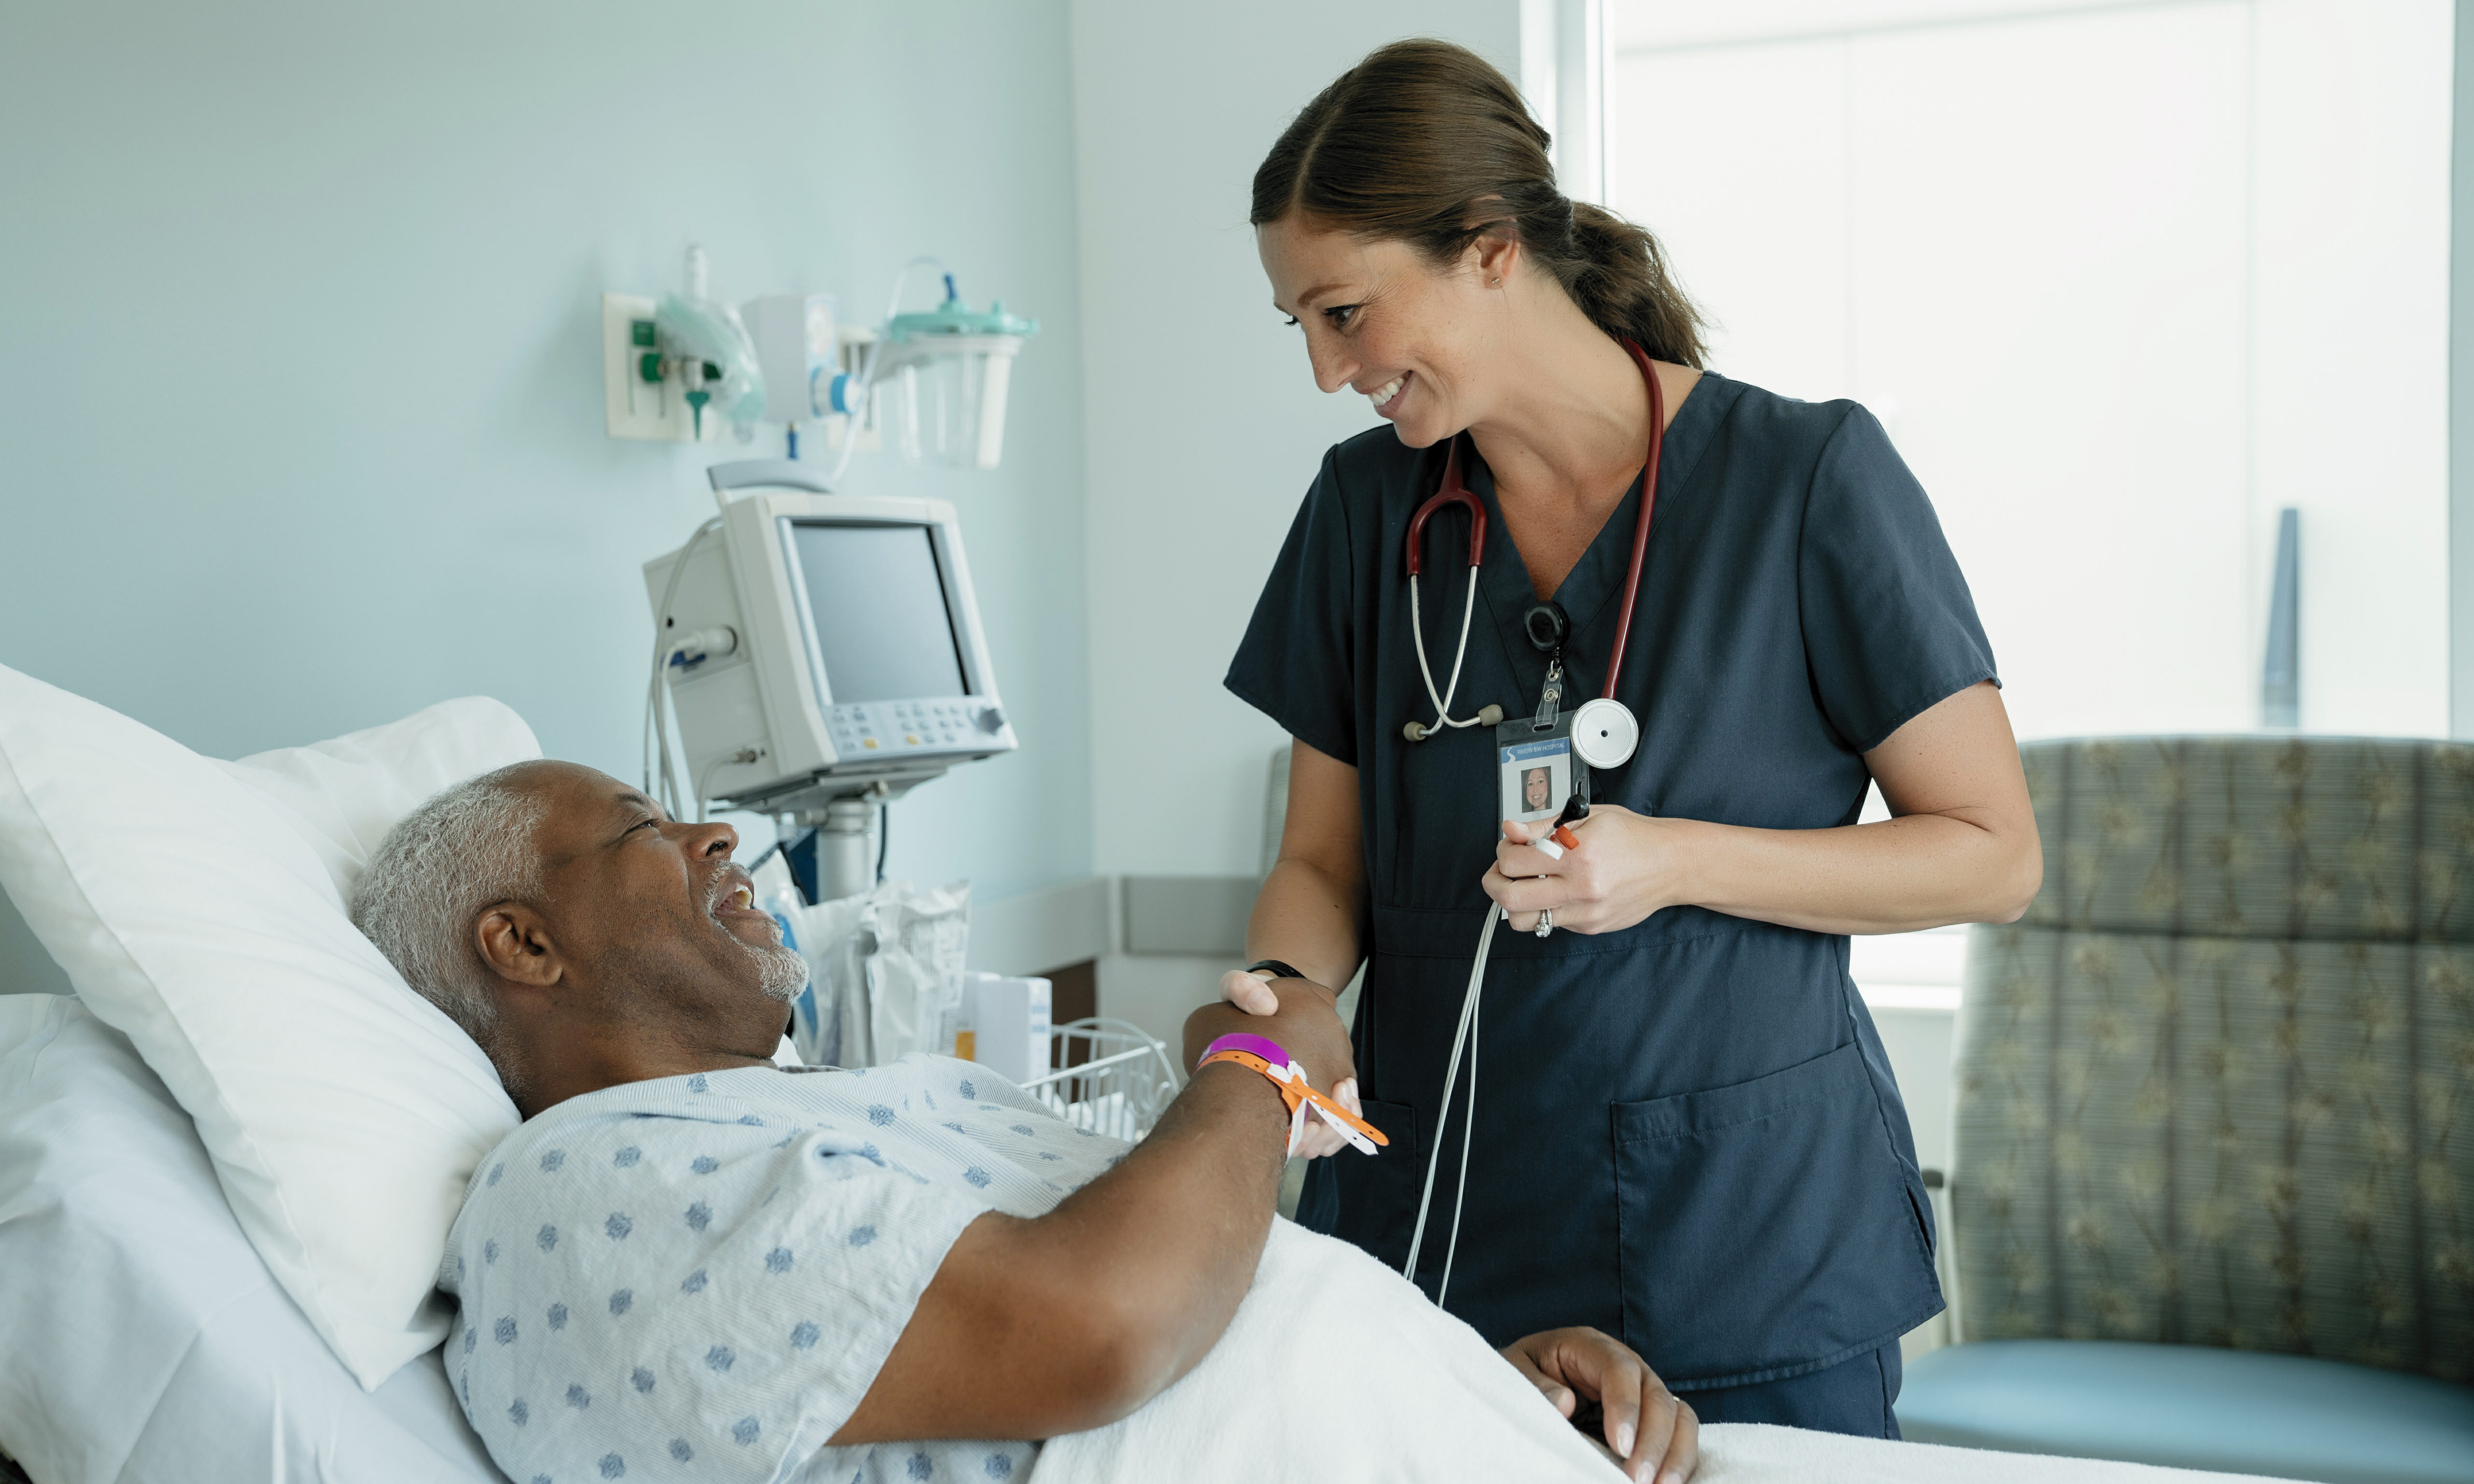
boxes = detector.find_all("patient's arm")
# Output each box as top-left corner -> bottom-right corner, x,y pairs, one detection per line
829,985 -> 1350,1444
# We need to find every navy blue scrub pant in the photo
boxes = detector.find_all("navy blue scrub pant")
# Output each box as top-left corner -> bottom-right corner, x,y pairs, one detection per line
1675,1341 -> 1902,1438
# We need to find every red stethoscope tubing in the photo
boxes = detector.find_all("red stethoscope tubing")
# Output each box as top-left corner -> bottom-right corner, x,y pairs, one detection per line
1403,339 -> 1666,704
1599,340 -> 1666,702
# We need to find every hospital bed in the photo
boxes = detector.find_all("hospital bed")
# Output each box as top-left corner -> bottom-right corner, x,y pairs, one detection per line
1,985 -> 2295,1484
0,993 -> 501,1484
0,673 -> 2292,1484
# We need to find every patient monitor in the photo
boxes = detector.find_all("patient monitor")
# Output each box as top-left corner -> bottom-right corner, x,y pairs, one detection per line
644,460 -> 1016,893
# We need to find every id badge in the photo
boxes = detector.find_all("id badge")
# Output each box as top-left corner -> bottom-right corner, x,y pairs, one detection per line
1497,712 -> 1589,825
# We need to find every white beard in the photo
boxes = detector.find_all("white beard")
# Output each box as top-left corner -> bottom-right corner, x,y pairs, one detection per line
746,937 -> 809,1003
705,872 -> 811,1004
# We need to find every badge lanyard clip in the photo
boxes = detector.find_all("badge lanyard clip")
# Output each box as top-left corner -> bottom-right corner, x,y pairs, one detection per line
1532,655 -> 1564,731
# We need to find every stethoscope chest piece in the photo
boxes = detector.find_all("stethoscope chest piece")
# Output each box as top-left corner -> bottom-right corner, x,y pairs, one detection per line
1570,697 -> 1640,769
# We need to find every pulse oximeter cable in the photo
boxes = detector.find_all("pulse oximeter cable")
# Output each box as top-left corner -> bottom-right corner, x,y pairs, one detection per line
1403,900 -> 1500,1308
1403,795 -> 1589,1308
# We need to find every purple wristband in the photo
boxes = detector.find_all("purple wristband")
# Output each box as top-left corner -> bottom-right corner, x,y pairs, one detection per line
1198,1031 -> 1291,1072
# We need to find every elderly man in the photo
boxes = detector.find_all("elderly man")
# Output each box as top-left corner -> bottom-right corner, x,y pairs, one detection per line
352,760 -> 1698,1484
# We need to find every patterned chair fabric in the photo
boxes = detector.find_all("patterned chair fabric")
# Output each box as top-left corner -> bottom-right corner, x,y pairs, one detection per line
1953,736 -> 2474,1383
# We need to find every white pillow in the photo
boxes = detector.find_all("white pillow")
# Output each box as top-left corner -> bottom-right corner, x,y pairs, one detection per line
0,663 -> 534,1389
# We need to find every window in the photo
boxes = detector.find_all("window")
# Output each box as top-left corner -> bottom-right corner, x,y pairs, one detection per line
1604,0 -> 2452,1009
1607,0 -> 2451,742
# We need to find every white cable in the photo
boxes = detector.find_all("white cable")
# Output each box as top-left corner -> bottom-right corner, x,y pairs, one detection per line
882,255 -> 944,329
1403,902 -> 1500,1295
1437,945 -> 1480,1310
694,756 -> 730,824
1409,567 -> 1489,733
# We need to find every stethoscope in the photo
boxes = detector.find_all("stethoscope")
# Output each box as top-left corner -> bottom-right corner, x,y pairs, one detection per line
1394,339 -> 1668,1309
1401,338 -> 1666,773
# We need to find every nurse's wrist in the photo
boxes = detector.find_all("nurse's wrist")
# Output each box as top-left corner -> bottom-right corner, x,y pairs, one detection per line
1654,814 -> 1717,914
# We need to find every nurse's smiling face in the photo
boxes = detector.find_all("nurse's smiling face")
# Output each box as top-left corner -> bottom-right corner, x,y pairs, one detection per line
1258,216 -> 1513,449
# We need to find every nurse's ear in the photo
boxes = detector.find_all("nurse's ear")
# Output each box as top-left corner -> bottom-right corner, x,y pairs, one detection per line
1467,223 -> 1523,291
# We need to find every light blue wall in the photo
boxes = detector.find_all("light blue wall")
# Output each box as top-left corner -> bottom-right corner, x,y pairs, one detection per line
0,0 -> 1093,993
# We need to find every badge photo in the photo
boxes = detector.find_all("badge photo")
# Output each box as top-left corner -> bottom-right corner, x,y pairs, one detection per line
1499,734 -> 1573,824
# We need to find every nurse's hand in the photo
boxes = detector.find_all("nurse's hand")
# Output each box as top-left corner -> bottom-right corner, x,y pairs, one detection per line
1486,808 -> 1682,935
1182,978 -> 1358,1151
1498,1327 -> 1698,1484
1208,970 -> 1362,1160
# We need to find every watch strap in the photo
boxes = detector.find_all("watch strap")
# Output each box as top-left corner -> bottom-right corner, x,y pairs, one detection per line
1243,958 -> 1309,983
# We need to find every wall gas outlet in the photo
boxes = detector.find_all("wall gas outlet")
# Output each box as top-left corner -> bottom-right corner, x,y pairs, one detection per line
602,292 -> 727,442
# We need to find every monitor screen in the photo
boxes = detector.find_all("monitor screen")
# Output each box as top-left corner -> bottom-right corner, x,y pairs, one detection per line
785,521 -> 969,703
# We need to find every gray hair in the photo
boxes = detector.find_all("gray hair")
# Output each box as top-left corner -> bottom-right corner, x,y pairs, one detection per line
351,764 -> 548,1046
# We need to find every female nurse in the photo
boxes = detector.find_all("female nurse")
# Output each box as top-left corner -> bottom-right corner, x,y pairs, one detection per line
1217,40 -> 2042,1439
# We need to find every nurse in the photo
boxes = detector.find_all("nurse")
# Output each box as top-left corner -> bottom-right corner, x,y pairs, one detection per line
1218,40 -> 2041,1438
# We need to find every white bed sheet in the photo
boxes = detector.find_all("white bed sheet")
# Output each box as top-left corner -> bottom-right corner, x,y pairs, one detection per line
0,994 -> 503,1484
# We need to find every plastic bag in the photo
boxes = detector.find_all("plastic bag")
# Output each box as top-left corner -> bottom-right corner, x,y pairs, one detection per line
781,880 -> 970,1067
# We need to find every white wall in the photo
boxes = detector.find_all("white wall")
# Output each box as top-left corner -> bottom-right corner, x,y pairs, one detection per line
1069,0 -> 1526,1046
0,1 -> 1095,996
1071,0 -> 1527,878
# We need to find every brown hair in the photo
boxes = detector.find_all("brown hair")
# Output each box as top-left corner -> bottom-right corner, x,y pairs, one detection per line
1252,38 -> 1706,369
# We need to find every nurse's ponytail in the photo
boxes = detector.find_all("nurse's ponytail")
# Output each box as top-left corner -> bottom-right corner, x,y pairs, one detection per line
1252,39 -> 1708,369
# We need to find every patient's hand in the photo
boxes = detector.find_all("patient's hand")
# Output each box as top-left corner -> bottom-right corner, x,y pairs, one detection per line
1207,972 -> 1363,1160
1183,978 -> 1356,1118
1500,1328 -> 1698,1484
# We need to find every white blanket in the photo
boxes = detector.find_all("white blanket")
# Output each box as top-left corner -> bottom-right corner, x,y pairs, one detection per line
1034,1222 -> 2269,1484
1034,1220 -> 1626,1482
1691,1422 -> 2269,1484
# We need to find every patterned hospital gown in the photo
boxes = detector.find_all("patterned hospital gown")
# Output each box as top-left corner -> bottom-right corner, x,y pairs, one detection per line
439,1055 -> 1130,1484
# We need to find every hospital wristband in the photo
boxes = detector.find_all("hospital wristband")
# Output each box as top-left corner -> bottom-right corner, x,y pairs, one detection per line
1196,1048 -> 1389,1155
1197,1031 -> 1293,1070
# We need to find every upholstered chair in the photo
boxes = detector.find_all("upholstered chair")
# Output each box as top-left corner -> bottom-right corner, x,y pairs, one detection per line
1897,737 -> 2474,1482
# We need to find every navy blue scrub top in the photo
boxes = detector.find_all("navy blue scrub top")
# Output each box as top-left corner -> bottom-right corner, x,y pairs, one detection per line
1225,371 -> 1995,1391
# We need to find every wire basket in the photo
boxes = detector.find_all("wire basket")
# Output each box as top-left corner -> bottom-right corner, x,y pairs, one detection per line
1019,1017 -> 1181,1142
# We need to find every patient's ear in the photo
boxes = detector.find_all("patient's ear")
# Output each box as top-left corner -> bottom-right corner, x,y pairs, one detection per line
476,903 -> 566,992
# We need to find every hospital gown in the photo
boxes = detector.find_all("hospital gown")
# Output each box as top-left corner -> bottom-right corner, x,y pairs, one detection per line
438,1056 -> 1129,1484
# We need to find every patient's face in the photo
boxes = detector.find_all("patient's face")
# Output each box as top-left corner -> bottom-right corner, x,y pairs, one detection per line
511,763 -> 806,1017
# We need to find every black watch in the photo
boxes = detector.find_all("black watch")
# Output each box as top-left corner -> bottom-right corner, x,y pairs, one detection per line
1244,958 -> 1310,984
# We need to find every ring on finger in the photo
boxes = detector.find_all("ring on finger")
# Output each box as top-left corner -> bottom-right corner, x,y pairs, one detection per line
1534,907 -> 1554,938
